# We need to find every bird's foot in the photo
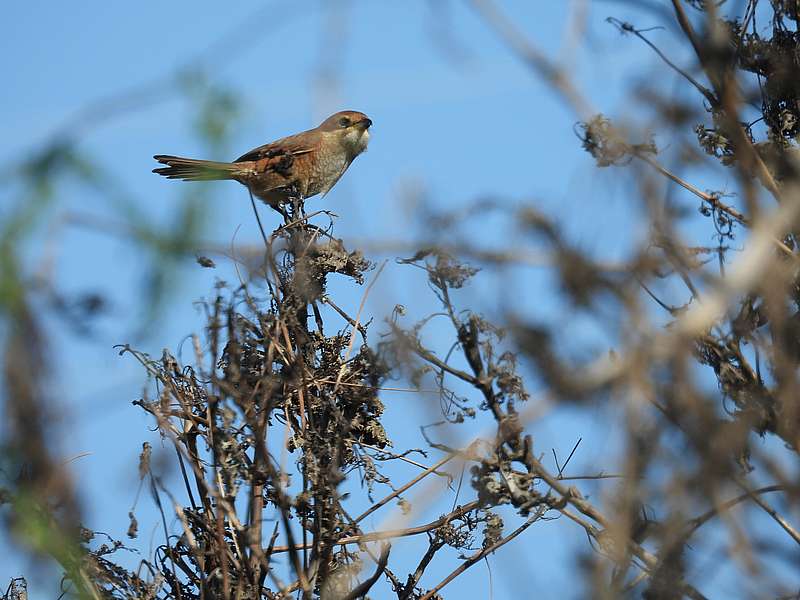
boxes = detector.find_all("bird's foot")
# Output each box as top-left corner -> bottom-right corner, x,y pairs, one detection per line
286,196 -> 307,223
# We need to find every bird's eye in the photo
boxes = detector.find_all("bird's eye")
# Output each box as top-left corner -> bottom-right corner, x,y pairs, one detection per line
338,117 -> 350,128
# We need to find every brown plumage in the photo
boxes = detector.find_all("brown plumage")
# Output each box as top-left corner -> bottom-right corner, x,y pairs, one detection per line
153,110 -> 372,209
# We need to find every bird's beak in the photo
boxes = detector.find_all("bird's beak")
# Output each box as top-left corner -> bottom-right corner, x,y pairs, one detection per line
359,118 -> 373,129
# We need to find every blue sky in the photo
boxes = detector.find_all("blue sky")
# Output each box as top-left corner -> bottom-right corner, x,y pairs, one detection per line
2,1 -> 789,598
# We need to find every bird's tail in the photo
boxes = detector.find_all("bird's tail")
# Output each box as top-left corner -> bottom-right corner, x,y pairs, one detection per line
152,155 -> 243,181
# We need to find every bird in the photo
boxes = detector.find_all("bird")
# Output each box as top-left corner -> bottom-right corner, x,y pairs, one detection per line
153,110 -> 372,214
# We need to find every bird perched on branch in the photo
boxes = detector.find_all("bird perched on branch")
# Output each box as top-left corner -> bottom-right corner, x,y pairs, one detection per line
153,110 -> 372,213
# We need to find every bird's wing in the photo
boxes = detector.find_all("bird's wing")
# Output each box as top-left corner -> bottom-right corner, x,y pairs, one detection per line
234,132 -> 316,164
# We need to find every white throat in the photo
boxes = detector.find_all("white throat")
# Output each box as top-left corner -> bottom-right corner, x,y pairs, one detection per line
345,128 -> 370,157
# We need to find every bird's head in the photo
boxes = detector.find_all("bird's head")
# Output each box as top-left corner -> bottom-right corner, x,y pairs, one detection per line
319,110 -> 372,156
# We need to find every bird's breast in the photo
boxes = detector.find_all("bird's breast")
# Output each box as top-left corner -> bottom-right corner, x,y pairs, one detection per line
306,149 -> 351,197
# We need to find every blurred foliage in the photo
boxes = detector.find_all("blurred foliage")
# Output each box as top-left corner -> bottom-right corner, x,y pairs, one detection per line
6,1 -> 800,598
0,63 -> 242,594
